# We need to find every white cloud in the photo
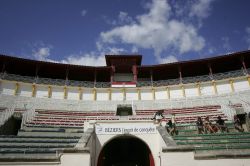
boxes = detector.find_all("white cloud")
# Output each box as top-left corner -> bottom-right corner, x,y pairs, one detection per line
60,46 -> 125,66
61,53 -> 106,66
32,47 -> 51,61
158,55 -> 178,64
81,10 -> 87,17
189,0 -> 215,19
246,27 -> 250,49
100,0 -> 206,64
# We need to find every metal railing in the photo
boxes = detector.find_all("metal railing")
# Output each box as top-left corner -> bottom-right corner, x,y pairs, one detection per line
0,68 -> 248,88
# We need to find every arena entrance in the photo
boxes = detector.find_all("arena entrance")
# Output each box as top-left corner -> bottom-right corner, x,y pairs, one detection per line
97,136 -> 155,166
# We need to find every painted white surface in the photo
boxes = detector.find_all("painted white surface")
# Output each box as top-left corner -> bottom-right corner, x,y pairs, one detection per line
141,89 -> 153,100
155,88 -> 168,100
169,87 -> 183,99
126,89 -> 138,100
51,87 -> 64,99
36,86 -> 49,98
83,89 -> 94,101
111,89 -> 123,101
234,79 -> 249,92
185,85 -> 198,97
67,88 -> 79,100
217,81 -> 231,94
200,83 -> 214,96
94,122 -> 161,166
1,81 -> 15,95
18,84 -> 32,97
162,152 -> 250,166
96,90 -> 109,101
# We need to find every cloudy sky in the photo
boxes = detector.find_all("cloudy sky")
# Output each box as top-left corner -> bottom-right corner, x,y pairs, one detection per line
0,0 -> 250,66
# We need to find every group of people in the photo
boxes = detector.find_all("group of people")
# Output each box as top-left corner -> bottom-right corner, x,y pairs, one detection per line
152,110 -> 245,136
196,115 -> 244,134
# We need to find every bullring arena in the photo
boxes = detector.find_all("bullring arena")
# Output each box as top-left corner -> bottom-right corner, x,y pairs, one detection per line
0,50 -> 250,166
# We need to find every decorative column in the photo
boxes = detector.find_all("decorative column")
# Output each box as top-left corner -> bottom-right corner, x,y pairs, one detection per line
132,65 -> 138,82
78,88 -> 83,100
137,88 -> 141,100
94,69 -> 97,87
196,82 -> 201,96
241,57 -> 248,74
152,88 -> 155,100
93,88 -> 97,101
14,83 -> 19,96
108,89 -> 112,100
181,85 -> 185,97
32,84 -> 36,97
64,86 -> 68,99
150,69 -> 153,87
48,86 -> 52,98
212,80 -> 218,95
247,77 -> 250,86
178,66 -> 182,84
122,88 -> 126,101
229,79 -> 235,93
110,65 -> 115,83
166,87 -> 170,99
208,64 -> 213,79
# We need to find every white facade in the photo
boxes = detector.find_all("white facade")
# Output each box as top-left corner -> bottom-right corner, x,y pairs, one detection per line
0,76 -> 249,102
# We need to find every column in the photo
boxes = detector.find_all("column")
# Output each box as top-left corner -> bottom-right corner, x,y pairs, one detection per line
32,84 -> 36,97
247,77 -> 250,86
93,88 -> 97,101
14,83 -> 19,96
212,80 -> 217,95
48,86 -> 52,98
196,82 -> 201,96
137,88 -> 141,100
166,87 -> 170,99
64,86 -> 68,99
152,88 -> 155,100
181,85 -> 185,97
132,65 -> 138,82
78,88 -> 83,100
123,88 -> 126,101
108,89 -> 112,100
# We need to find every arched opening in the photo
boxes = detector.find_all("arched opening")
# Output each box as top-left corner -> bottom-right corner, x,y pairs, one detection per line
97,136 -> 155,166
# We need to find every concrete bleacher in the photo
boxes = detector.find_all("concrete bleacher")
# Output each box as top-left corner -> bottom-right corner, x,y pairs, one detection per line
0,108 -> 93,162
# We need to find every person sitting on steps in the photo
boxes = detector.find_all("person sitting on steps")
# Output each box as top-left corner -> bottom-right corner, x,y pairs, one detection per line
196,116 -> 205,134
204,116 -> 215,133
234,115 -> 244,132
215,116 -> 229,133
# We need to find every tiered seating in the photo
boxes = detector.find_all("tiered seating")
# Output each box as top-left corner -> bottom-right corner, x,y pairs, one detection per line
170,131 -> 250,159
135,105 -> 227,123
25,110 -> 117,128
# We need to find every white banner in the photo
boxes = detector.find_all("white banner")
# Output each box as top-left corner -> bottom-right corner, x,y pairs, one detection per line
95,124 -> 157,135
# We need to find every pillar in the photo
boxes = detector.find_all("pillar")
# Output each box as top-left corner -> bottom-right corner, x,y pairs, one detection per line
78,88 -> 83,100
32,84 -> 36,97
181,85 -> 185,97
212,80 -> 217,95
166,87 -> 170,99
14,83 -> 19,96
64,86 -> 68,99
152,88 -> 155,100
48,86 -> 52,98
137,88 -> 141,100
93,88 -> 97,101
196,82 -> 201,96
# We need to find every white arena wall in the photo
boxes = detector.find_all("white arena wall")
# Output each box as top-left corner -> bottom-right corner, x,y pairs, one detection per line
0,76 -> 249,103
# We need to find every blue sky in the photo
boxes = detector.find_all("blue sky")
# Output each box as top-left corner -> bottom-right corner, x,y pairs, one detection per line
0,0 -> 250,66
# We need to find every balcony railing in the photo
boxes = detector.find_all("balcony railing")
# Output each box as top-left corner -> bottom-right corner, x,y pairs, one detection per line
0,68 -> 247,88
